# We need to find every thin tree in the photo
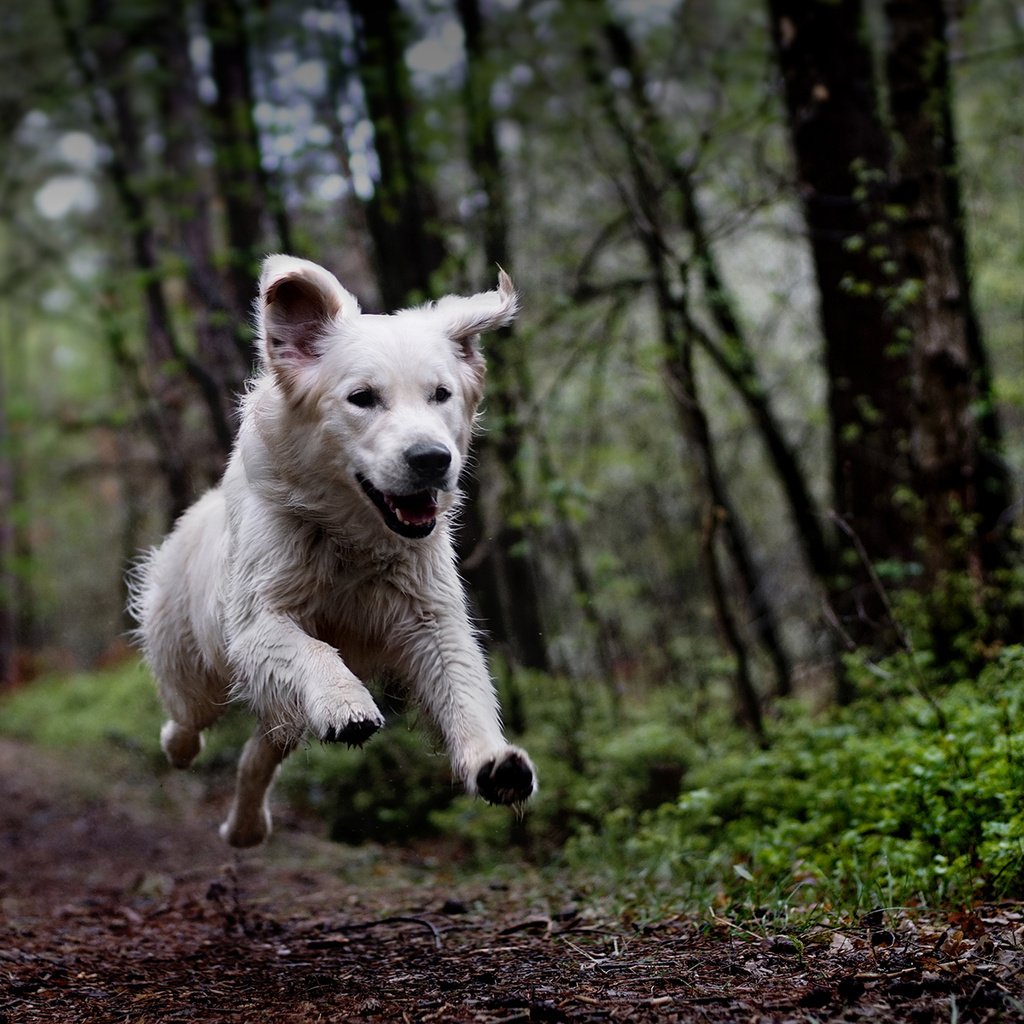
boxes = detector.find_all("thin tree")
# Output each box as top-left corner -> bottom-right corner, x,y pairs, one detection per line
51,0 -> 251,521
201,0 -> 290,322
157,2 -> 250,470
0,329 -> 14,686
455,0 -> 550,673
580,12 -> 794,703
347,0 -> 447,310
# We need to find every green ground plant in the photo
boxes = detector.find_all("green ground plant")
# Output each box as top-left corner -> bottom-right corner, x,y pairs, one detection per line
566,648 -> 1024,915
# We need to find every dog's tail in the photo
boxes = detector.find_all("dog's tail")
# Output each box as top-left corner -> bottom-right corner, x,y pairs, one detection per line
123,547 -> 157,645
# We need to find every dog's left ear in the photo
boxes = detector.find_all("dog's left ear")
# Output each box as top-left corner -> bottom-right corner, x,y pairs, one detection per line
257,254 -> 360,390
432,270 -> 519,396
436,269 -> 519,350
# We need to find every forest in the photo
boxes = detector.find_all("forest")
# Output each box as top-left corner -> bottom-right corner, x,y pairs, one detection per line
2,0 -> 1024,1020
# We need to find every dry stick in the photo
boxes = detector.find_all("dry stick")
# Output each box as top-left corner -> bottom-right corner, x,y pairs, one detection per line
828,511 -> 948,730
321,915 -> 444,950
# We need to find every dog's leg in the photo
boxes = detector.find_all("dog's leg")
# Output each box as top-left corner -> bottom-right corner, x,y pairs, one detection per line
400,604 -> 537,806
154,673 -> 231,769
227,613 -> 386,746
219,727 -> 293,847
161,720 -> 205,768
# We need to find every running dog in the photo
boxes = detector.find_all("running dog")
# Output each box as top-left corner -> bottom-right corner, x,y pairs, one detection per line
130,255 -> 537,847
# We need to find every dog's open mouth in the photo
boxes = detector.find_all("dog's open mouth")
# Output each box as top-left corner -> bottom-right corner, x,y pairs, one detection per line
357,475 -> 439,539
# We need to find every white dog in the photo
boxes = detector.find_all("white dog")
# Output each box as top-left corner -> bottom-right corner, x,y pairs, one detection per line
130,255 -> 537,847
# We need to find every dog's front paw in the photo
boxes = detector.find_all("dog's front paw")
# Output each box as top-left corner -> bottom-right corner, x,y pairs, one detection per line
322,718 -> 381,747
476,748 -> 537,806
307,688 -> 385,748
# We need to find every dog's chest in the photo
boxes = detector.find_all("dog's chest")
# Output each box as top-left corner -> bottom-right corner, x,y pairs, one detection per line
270,533 -> 418,653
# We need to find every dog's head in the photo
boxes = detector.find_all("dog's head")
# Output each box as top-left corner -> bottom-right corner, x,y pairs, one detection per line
254,255 -> 518,540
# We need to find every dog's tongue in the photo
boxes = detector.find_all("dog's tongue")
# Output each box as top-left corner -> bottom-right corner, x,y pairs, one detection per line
386,490 -> 438,527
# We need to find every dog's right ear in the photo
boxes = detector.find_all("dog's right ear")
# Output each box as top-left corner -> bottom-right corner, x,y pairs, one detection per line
256,255 -> 360,390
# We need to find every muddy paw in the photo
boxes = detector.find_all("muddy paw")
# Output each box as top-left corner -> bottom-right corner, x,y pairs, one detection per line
220,807 -> 272,848
161,720 -> 204,769
322,718 -> 381,747
476,750 -> 537,805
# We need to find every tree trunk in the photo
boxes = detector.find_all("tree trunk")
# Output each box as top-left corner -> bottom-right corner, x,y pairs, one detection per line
156,3 -> 247,470
769,0 -> 1018,668
55,0 -> 194,521
201,0 -> 286,325
768,0 -> 922,658
455,0 -> 549,671
348,0 -> 448,310
52,0 -> 242,524
884,0 -> 1017,625
662,304 -> 768,735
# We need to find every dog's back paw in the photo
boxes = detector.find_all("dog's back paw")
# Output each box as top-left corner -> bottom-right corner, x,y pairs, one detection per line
161,720 -> 204,769
220,806 -> 272,848
476,749 -> 537,806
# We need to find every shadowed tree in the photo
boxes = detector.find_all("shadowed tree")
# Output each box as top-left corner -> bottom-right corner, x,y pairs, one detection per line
768,0 -> 1018,670
202,0 -> 292,319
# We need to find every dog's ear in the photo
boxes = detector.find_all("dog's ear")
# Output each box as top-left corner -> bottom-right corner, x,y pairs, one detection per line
432,270 -> 519,395
257,255 -> 360,388
435,269 -> 519,349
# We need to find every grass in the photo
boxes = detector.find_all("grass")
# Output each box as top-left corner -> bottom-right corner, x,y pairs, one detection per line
0,660 -> 165,755
3,647 -> 1022,921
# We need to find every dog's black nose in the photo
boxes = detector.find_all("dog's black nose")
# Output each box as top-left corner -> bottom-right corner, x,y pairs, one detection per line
405,442 -> 452,484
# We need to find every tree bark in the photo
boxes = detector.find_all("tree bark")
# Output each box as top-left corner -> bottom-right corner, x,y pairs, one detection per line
51,0 -> 258,523
768,0 -> 924,661
52,0 -> 195,521
156,3 -> 248,469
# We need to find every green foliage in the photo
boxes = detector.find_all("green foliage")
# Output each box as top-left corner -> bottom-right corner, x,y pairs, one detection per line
567,647 -> 1024,914
0,660 -> 252,771
882,561 -> 1024,682
279,715 -> 456,845
0,661 -> 164,756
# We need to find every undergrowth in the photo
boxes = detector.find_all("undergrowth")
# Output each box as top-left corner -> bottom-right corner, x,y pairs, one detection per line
564,648 -> 1024,916
2,646 -> 1022,919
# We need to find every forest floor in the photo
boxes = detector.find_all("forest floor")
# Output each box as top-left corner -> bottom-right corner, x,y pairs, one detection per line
1,738 -> 1022,1023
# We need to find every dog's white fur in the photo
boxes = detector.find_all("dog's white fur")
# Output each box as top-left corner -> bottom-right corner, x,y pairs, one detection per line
130,255 -> 537,847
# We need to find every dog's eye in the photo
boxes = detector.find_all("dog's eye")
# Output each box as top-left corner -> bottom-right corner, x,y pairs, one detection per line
348,389 -> 380,409
432,385 -> 452,404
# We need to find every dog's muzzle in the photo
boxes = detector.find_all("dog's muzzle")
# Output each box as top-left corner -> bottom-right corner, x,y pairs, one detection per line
356,444 -> 452,539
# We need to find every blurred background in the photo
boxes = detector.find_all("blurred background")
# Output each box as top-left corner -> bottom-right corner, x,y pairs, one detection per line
2,0 -> 1024,901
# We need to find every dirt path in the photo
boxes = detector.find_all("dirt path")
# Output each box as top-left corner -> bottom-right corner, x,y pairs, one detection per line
1,739 -> 1022,1023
